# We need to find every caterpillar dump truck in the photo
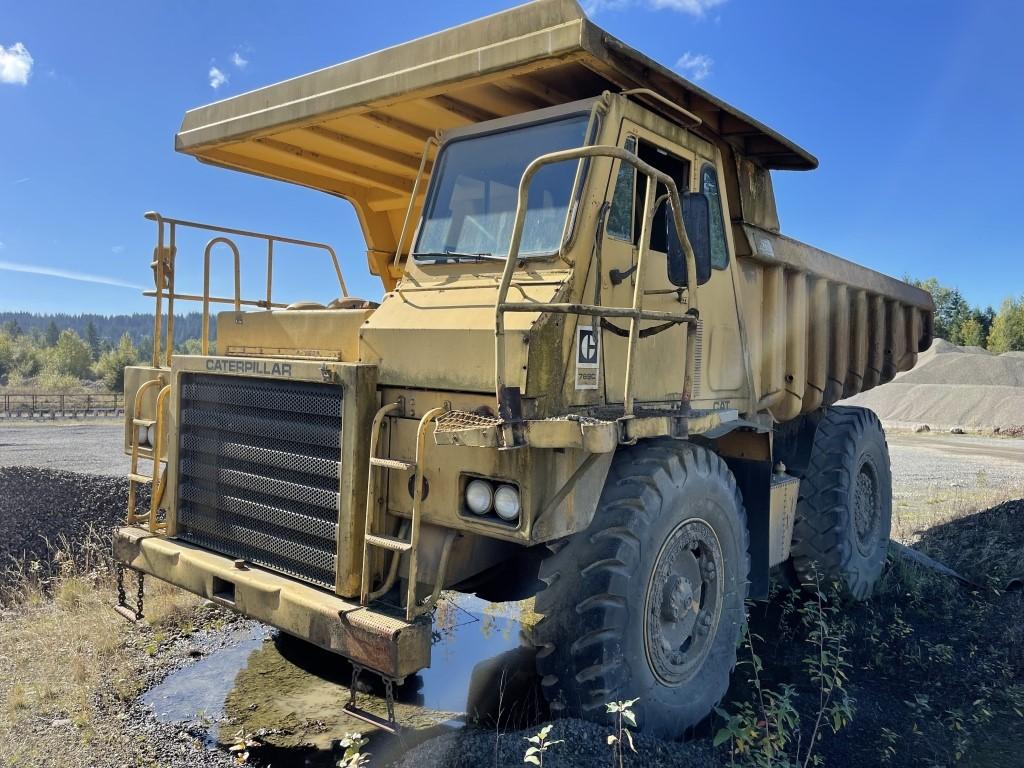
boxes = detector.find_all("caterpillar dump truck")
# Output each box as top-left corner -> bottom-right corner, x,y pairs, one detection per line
113,0 -> 933,736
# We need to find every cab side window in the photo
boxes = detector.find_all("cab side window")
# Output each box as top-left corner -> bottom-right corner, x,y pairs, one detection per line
701,163 -> 729,269
607,136 -> 637,241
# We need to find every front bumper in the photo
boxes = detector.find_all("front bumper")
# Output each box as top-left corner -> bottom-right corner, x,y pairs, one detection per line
113,526 -> 431,680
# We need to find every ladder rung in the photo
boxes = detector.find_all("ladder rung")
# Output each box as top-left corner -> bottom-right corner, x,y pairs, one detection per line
369,457 -> 416,471
132,418 -> 156,427
365,533 -> 412,553
128,472 -> 154,484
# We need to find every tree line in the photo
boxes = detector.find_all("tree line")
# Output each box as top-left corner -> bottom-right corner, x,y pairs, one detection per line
0,313 -> 209,392
907,278 -> 1024,352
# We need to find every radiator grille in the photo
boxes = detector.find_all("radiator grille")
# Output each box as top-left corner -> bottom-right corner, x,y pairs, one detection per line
176,373 -> 343,588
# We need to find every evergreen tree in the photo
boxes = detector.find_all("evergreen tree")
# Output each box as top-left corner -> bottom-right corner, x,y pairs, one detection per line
85,320 -> 101,361
44,320 -> 60,346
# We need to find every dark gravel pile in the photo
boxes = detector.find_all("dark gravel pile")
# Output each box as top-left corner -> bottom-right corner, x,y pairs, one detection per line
390,718 -> 719,768
0,466 -> 138,575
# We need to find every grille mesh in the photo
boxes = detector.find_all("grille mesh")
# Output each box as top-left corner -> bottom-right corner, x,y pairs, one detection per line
176,373 -> 343,588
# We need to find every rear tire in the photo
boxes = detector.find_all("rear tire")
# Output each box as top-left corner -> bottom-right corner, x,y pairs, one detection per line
790,406 -> 892,600
532,441 -> 749,739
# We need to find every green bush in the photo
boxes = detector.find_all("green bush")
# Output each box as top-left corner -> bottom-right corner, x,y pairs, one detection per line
987,296 -> 1024,353
48,330 -> 93,379
94,333 -> 139,391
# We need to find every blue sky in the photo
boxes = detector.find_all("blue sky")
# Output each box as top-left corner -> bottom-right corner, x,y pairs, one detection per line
1,0 -> 1021,314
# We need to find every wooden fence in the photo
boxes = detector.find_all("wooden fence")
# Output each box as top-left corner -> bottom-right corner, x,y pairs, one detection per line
0,392 -> 124,419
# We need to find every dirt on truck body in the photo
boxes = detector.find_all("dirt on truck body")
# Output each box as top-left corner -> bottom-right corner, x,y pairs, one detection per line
114,0 -> 934,737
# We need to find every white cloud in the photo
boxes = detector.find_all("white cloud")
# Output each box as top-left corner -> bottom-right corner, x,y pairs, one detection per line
0,260 -> 145,290
585,0 -> 724,16
649,0 -> 725,15
208,66 -> 228,89
111,245 -> 125,254
0,42 -> 33,85
13,177 -> 29,185
231,51 -> 248,70
675,51 -> 713,81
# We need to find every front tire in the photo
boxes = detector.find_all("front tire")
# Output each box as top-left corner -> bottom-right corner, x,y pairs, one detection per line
790,406 -> 892,600
532,441 -> 749,739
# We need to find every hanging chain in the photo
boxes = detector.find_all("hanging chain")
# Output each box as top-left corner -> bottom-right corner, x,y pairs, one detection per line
348,663 -> 363,709
384,677 -> 396,724
134,571 -> 145,621
116,563 -> 127,609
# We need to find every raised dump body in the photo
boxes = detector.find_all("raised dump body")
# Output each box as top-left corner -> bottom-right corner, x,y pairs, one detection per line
115,0 -> 933,738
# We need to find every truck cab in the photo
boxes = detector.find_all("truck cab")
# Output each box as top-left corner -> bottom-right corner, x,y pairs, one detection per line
114,0 -> 933,736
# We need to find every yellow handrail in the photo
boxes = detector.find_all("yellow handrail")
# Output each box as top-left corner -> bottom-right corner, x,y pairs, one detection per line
201,237 -> 241,356
143,211 -> 348,365
494,144 -> 700,420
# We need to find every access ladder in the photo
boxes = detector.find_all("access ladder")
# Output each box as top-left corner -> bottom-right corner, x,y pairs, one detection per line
360,404 -> 445,621
127,378 -> 171,534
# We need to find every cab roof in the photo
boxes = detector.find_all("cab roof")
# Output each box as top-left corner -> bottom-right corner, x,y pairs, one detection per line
176,0 -> 817,214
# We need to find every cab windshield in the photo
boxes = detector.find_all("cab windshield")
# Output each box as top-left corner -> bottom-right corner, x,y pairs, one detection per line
414,114 -> 590,262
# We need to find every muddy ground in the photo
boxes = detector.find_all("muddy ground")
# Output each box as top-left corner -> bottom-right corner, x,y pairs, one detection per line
0,422 -> 1021,766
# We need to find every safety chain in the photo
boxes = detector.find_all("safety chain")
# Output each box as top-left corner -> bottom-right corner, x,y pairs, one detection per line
116,564 -> 145,621
116,563 -> 127,609
135,570 -> 145,621
384,677 -> 396,724
349,662 -> 363,709
345,662 -> 398,728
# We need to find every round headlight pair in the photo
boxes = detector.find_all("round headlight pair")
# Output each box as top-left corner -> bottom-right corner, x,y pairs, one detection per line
136,423 -> 158,448
465,479 -> 521,522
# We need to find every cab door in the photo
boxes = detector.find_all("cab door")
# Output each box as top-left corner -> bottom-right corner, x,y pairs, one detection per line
599,123 -> 696,406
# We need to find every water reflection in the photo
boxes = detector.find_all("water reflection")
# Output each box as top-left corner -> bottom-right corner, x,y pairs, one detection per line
142,595 -> 542,765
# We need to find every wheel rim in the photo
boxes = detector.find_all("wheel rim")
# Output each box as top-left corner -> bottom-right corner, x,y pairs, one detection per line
643,517 -> 724,687
853,459 -> 881,554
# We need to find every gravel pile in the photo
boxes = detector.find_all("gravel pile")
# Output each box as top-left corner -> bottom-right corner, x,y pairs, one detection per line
842,338 -> 1024,430
0,466 -> 137,575
390,718 -> 718,768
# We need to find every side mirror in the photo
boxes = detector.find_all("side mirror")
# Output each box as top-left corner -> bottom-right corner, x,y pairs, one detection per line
667,192 -> 712,287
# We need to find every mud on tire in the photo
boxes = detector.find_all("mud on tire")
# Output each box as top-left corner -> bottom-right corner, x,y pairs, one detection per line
790,405 -> 892,600
531,440 -> 749,739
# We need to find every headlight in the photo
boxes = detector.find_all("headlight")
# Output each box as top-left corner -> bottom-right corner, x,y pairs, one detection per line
146,423 -> 157,449
465,479 -> 493,515
493,484 -> 521,521
136,424 -> 150,446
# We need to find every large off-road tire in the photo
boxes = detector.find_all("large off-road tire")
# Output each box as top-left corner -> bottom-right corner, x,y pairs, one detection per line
532,441 -> 749,739
790,405 -> 892,600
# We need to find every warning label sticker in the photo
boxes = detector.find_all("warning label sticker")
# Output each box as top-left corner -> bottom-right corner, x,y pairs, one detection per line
575,324 -> 599,390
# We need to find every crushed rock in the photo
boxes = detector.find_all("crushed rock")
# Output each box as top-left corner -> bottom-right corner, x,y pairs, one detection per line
842,338 -> 1024,430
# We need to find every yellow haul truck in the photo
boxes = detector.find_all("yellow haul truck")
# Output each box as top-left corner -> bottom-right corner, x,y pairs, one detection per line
114,0 -> 933,736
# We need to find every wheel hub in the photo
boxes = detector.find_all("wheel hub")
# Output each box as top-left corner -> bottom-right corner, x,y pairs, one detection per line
853,462 -> 880,553
644,518 -> 724,686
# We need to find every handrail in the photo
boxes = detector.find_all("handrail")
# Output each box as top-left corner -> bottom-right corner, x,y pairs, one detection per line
143,211 -> 348,365
201,237 -> 241,356
494,144 -> 700,419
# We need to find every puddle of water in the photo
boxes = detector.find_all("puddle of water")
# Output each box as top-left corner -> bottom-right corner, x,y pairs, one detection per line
142,626 -> 269,729
142,594 -> 543,765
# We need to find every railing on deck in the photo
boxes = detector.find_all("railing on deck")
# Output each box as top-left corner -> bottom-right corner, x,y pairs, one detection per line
494,145 -> 700,422
143,212 -> 348,365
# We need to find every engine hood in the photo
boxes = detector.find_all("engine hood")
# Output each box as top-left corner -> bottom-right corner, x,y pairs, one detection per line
359,269 -> 571,394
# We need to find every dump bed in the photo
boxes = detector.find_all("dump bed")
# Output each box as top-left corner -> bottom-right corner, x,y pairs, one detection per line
735,225 -> 933,422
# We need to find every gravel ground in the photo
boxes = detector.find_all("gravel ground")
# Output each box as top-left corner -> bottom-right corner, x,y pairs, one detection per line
0,422 -> 128,475
887,433 -> 1024,496
0,426 -> 1020,766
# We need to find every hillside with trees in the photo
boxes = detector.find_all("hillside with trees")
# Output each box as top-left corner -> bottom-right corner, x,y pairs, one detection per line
0,313 -> 209,392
